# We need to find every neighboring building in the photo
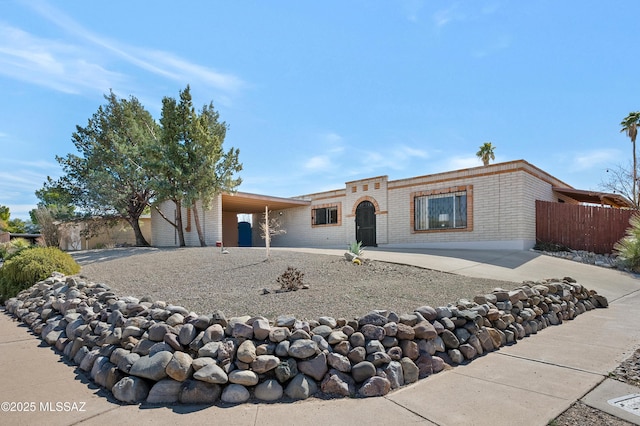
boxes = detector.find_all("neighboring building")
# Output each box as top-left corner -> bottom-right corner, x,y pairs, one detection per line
151,160 -> 632,251
59,216 -> 152,251
0,232 -> 43,245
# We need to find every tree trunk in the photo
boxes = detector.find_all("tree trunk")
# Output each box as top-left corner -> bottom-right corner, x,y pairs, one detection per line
153,202 -> 186,246
192,201 -> 207,247
127,215 -> 150,247
174,199 -> 186,247
634,139 -> 637,209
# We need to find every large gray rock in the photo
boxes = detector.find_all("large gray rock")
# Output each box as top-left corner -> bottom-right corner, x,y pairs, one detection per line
112,376 -> 150,404
147,379 -> 182,404
193,362 -> 228,384
321,369 -> 356,397
254,379 -> 283,401
351,361 -> 376,383
413,321 -> 437,339
311,324 -> 333,338
384,361 -> 405,389
400,357 -> 419,384
287,339 -> 318,359
284,374 -> 318,400
94,360 -> 125,390
358,376 -> 391,397
252,318 -> 271,341
202,324 -> 225,343
198,341 -> 222,358
179,323 -> 198,346
129,351 -> 172,381
358,312 -> 388,326
441,329 -> 460,349
297,352 -> 328,381
179,380 -> 221,404
166,351 -> 194,382
360,324 -> 385,341
221,384 -> 250,404
275,359 -> 298,383
349,332 -> 366,348
327,330 -> 348,345
269,327 -> 291,343
228,370 -> 259,386
327,352 -> 351,373
237,340 -> 257,364
252,355 -> 280,374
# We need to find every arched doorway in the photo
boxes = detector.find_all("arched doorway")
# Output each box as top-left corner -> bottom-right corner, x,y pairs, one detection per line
356,201 -> 376,247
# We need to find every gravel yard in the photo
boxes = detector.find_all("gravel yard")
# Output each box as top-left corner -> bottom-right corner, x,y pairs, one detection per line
73,247 -> 520,321
71,246 -> 639,424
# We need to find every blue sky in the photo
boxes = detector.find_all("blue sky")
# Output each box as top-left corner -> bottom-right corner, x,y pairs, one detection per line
1,1 -> 637,220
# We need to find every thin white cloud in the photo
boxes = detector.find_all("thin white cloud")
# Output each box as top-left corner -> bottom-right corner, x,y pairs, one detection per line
0,1 -> 245,97
432,2 -> 501,29
572,149 -> 622,172
26,1 -> 245,93
304,155 -> 333,172
0,24 -> 126,94
442,155 -> 484,171
433,5 -> 459,28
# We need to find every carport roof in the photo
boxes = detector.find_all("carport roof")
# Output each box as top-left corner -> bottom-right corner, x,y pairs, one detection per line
553,187 -> 634,209
222,191 -> 311,213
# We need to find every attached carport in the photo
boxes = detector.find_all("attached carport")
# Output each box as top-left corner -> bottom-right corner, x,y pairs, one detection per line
220,192 -> 311,246
552,187 -> 634,209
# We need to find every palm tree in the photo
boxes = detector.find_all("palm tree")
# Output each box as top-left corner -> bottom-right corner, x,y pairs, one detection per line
476,142 -> 495,166
620,112 -> 640,208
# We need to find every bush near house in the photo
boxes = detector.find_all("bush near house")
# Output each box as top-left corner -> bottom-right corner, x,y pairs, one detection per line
0,247 -> 80,302
614,214 -> 640,272
0,238 -> 33,260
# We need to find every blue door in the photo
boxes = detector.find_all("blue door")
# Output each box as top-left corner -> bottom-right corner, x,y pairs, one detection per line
238,221 -> 252,247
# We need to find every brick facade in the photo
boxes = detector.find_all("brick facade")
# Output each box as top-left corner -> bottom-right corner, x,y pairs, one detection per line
151,160 -> 577,250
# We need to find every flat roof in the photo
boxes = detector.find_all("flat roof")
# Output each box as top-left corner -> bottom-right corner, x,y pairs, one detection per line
222,191 -> 310,213
553,187 -> 634,208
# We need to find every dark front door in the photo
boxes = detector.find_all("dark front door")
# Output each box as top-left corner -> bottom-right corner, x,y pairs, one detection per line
356,201 -> 376,247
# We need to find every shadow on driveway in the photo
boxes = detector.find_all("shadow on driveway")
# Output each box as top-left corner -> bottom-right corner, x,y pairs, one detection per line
70,247 -> 168,265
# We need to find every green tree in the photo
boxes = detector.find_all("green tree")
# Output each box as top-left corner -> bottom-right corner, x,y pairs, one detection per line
49,91 -> 158,246
476,142 -> 495,166
0,206 -> 9,231
0,206 -> 26,233
6,218 -> 26,234
150,85 -> 242,247
620,112 -> 640,207
34,177 -> 76,221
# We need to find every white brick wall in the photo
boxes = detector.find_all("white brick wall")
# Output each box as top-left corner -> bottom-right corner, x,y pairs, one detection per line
151,196 -> 223,247
151,160 -> 576,250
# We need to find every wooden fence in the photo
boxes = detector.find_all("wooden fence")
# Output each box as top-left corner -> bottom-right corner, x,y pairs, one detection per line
535,200 -> 637,254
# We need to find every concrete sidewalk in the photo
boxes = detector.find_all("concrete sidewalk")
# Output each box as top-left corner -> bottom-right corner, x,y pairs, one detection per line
1,249 -> 639,425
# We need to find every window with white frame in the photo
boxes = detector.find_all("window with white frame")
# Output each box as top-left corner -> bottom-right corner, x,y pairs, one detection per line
414,191 -> 467,230
313,206 -> 338,225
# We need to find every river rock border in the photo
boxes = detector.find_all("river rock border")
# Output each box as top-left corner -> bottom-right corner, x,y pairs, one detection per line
3,273 -> 608,405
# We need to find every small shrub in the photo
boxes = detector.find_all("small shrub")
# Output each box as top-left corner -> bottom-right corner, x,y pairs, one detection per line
348,241 -> 363,256
0,238 -> 33,260
276,266 -> 305,292
534,241 -> 571,252
614,214 -> 640,272
0,247 -> 80,302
